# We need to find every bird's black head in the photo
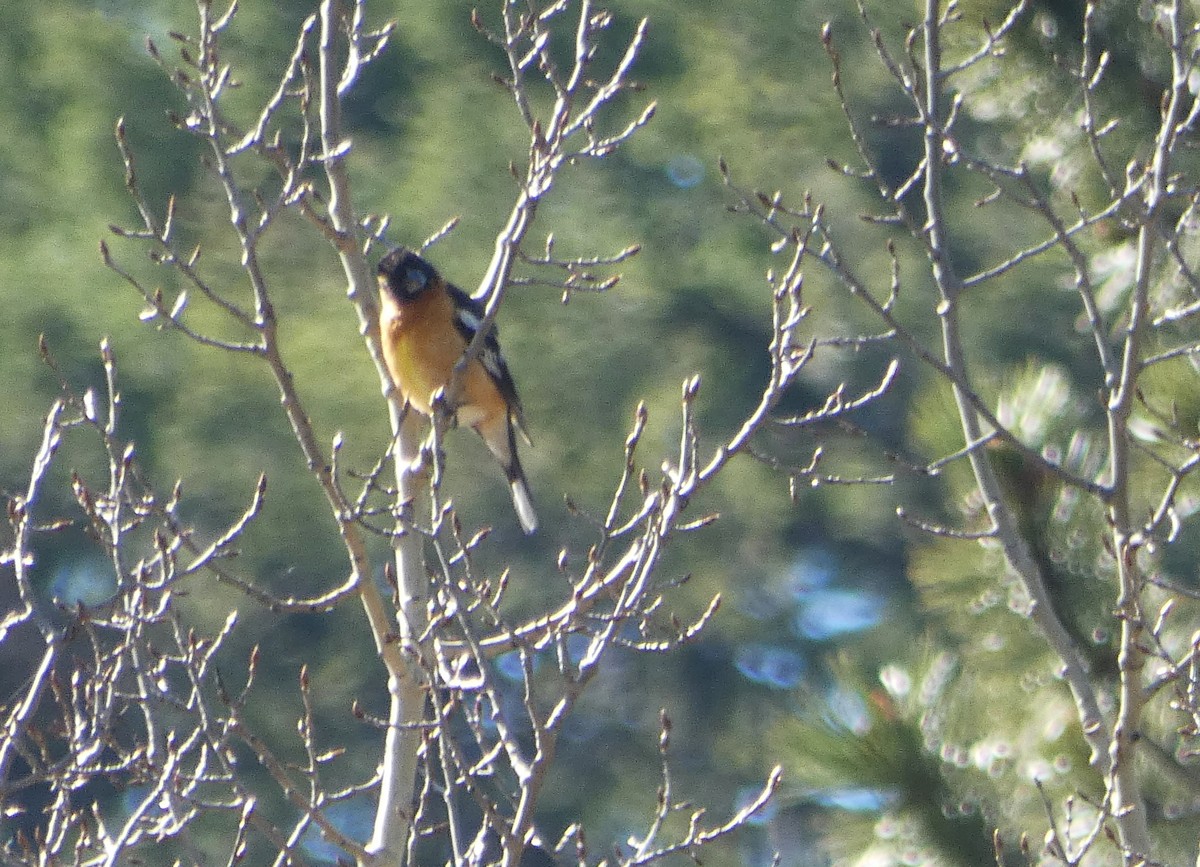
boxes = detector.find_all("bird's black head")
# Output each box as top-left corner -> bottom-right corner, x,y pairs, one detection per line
378,247 -> 439,302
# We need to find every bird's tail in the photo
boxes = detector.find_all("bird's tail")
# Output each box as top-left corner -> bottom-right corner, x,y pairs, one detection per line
481,414 -> 539,534
509,474 -> 538,535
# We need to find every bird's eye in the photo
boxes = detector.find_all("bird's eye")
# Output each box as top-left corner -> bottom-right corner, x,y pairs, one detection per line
405,267 -> 428,289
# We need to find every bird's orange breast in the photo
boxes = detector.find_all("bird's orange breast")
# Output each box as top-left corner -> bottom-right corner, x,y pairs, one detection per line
379,289 -> 507,430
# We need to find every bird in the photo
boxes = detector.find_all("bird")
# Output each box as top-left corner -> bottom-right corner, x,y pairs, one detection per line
376,246 -> 538,534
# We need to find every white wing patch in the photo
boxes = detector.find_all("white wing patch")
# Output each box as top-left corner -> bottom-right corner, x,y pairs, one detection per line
452,296 -> 518,404
455,306 -> 483,336
480,346 -> 506,381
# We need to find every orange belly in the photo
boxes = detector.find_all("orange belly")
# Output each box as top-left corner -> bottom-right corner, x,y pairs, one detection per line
381,290 -> 506,429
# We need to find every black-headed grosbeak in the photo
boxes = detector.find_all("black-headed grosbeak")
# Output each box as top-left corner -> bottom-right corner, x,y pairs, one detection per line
377,247 -> 538,534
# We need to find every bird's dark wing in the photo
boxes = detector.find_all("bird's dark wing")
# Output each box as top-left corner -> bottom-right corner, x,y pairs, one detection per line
446,281 -> 529,437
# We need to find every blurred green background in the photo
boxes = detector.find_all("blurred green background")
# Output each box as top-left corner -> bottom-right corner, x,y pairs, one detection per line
3,0 -> 1199,864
